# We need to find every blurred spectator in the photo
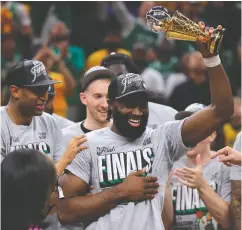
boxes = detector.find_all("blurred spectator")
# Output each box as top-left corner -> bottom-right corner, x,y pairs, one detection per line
111,1 -> 162,60
164,52 -> 190,101
223,97 -> 241,147
149,39 -> 179,82
45,82 -> 75,129
49,22 -> 85,122
33,45 -> 75,118
179,1 -> 206,23
168,51 -> 211,111
101,52 -> 166,104
131,44 -> 165,96
30,2 -> 71,47
1,33 -> 22,84
228,39 -> 241,96
85,15 -> 131,71
1,1 -> 32,58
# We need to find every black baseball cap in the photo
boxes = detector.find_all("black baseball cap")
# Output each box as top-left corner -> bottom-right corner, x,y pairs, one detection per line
81,66 -> 116,92
108,73 -> 156,100
101,52 -> 140,75
6,60 -> 61,87
175,103 -> 206,120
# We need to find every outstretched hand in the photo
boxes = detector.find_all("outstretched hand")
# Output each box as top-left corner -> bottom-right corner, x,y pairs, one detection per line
211,146 -> 242,166
174,154 -> 206,190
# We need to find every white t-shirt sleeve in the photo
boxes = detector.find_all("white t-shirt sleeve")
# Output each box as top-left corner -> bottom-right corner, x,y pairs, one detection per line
230,132 -> 242,180
152,119 -> 191,164
218,164 -> 232,202
66,148 -> 92,185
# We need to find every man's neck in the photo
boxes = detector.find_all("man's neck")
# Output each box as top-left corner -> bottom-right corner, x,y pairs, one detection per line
83,116 -> 111,131
6,102 -> 32,126
187,146 -> 212,166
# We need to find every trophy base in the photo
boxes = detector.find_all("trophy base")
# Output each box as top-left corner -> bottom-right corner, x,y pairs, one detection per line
208,28 -> 225,55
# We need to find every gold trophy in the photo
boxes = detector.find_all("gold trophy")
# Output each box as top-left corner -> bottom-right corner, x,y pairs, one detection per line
146,6 -> 225,54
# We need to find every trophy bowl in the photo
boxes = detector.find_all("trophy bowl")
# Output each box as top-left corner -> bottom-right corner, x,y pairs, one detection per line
146,6 -> 225,54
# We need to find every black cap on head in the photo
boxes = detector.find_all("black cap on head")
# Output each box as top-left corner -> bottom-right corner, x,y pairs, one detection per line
108,73 -> 156,100
81,66 -> 116,92
101,52 -> 140,75
6,60 -> 61,88
175,103 -> 206,120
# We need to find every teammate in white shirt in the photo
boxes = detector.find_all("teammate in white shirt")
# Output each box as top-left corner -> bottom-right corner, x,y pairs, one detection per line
169,104 -> 231,230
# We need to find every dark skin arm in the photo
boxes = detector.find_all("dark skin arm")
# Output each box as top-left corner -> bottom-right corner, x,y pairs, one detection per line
182,23 -> 234,147
56,169 -> 159,225
230,180 -> 241,230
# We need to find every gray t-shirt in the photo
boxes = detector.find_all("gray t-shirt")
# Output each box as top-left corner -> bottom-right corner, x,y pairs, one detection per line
230,132 -> 241,180
52,113 -> 75,129
170,155 -> 231,230
66,120 -> 190,230
60,103 -> 177,230
0,106 -> 65,230
1,106 -> 64,162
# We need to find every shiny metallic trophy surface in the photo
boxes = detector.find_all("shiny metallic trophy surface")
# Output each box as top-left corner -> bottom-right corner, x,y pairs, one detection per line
146,6 -> 225,54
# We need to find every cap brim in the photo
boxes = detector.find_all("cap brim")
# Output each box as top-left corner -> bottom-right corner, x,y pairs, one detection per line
82,69 -> 116,91
115,89 -> 157,101
24,79 -> 62,87
175,111 -> 194,120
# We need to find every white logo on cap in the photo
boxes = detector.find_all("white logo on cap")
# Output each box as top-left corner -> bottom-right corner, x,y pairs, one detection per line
30,61 -> 47,83
121,73 -> 143,94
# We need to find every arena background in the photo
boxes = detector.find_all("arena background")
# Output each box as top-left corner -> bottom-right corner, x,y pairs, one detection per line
1,1 -> 241,148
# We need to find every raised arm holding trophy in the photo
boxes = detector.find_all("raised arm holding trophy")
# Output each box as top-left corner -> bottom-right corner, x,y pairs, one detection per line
146,6 -> 225,55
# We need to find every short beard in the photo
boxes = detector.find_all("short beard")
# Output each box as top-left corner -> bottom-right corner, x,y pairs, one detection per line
112,107 -> 148,140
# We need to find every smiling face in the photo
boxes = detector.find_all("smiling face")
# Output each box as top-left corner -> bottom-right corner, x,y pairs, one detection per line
10,85 -> 49,116
111,93 -> 149,140
80,79 -> 111,124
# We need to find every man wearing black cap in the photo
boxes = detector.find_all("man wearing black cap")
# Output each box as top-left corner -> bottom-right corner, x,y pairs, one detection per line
45,82 -> 75,129
1,60 -> 88,229
101,52 -> 177,127
57,25 -> 234,230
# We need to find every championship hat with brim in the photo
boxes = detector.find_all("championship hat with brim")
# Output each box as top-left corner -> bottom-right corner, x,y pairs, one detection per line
6,60 -> 61,87
108,73 -> 157,101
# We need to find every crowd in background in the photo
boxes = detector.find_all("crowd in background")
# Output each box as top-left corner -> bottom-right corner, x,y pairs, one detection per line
1,1 -> 241,147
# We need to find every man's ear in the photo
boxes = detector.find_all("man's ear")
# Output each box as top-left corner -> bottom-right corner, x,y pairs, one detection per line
107,99 -> 114,110
9,85 -> 20,100
80,92 -> 87,105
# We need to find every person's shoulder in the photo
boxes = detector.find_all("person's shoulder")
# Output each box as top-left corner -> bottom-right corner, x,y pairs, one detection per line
148,102 -> 177,116
0,107 -> 8,127
0,106 -> 6,115
62,121 -> 83,134
69,45 -> 85,54
36,112 -> 58,126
